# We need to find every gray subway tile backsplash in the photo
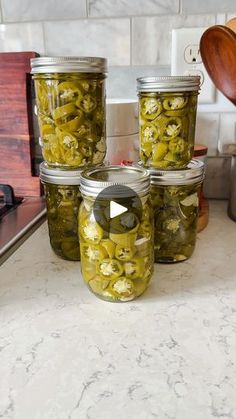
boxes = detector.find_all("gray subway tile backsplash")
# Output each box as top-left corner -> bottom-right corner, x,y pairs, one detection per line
88,0 -> 179,18
1,0 -> 87,22
181,0 -> 236,15
0,22 -> 45,54
44,18 -> 130,66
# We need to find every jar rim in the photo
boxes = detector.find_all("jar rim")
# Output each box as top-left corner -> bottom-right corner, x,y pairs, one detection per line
39,162 -> 82,185
31,56 -> 108,74
80,165 -> 150,197
135,160 -> 205,185
137,76 -> 200,92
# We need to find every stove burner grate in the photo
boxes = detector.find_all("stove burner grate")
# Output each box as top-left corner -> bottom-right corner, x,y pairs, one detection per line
0,184 -> 23,218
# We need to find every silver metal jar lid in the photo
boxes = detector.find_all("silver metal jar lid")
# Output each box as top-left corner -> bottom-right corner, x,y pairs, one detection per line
137,76 -> 200,92
136,160 -> 205,185
39,162 -> 82,185
31,56 -> 108,74
80,165 -> 150,197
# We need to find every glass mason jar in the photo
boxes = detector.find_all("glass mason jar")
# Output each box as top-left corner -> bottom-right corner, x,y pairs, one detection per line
40,162 -> 82,261
79,166 -> 154,302
137,76 -> 200,169
148,160 -> 205,262
31,57 -> 107,169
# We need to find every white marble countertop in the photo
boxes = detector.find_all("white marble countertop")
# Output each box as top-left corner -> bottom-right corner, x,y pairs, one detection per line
1,200 -> 236,419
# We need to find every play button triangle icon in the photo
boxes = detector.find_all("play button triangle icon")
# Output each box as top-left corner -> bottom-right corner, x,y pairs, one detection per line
110,200 -> 128,219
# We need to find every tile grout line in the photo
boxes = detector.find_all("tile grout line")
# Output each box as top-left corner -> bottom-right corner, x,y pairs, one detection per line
85,0 -> 89,18
42,21 -> 47,55
0,0 -> 4,23
130,17 -> 132,66
179,0 -> 182,14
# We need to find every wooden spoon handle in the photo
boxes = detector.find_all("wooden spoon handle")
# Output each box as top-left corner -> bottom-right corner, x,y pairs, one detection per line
225,17 -> 236,34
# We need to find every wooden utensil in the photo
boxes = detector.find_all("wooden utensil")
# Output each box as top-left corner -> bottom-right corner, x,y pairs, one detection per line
199,25 -> 236,105
226,17 -> 236,34
0,51 -> 42,197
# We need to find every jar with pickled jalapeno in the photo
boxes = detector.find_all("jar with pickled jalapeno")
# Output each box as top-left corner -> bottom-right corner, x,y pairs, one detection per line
31,57 -> 107,169
40,162 -> 82,261
79,165 -> 154,302
137,76 -> 200,169
147,160 -> 205,263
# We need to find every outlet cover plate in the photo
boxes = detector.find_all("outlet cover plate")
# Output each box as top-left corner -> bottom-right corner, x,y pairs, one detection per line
171,27 -> 216,104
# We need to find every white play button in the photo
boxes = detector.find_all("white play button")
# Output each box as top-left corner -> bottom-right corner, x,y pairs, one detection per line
110,200 -> 127,219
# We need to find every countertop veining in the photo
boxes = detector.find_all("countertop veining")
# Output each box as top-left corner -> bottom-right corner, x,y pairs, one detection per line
1,201 -> 236,419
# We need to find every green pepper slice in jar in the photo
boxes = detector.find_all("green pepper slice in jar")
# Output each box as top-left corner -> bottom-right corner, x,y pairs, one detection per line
124,257 -> 143,279
115,243 -> 135,261
163,117 -> 182,140
141,123 -> 159,143
53,103 -> 77,120
77,94 -> 97,113
109,232 -> 137,247
168,136 -> 187,154
58,81 -> 83,103
61,239 -> 80,261
163,96 -> 188,110
89,276 -> 110,295
81,243 -> 107,262
152,142 -> 169,161
97,258 -> 123,279
80,220 -> 103,244
140,97 -> 162,120
58,110 -> 84,132
108,277 -> 135,300
100,239 -> 116,258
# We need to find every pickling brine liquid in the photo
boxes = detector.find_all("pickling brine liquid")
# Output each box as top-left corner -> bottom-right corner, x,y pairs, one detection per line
33,73 -> 106,168
44,183 -> 82,261
139,91 -> 198,169
79,195 -> 154,302
151,182 -> 201,263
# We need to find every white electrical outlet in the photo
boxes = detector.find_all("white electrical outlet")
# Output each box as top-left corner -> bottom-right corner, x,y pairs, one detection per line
171,27 -> 216,104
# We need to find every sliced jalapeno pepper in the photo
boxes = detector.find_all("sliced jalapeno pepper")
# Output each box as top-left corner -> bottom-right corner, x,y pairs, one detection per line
163,96 -> 188,110
34,73 -> 106,168
124,257 -> 143,280
109,232 -> 137,247
100,239 -> 116,258
141,97 -> 162,120
152,142 -> 169,161
150,183 -> 200,263
58,81 -> 83,103
77,94 -> 97,113
163,117 -> 182,140
58,110 -> 84,132
89,276 -> 110,295
168,137 -> 187,154
61,239 -> 80,261
80,220 -> 103,244
108,277 -> 134,300
81,243 -> 107,262
139,90 -> 197,169
142,123 -> 159,143
53,103 -> 77,120
97,258 -> 123,279
115,244 -> 135,261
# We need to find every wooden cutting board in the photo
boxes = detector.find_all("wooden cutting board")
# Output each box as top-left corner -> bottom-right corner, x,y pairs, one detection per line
0,51 -> 42,197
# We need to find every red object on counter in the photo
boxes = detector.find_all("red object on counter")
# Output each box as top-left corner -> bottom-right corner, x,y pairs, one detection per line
194,144 -> 209,232
120,160 -> 134,166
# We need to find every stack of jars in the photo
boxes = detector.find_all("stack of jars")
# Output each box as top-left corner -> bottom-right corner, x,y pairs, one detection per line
32,60 -> 205,303
136,76 -> 205,263
31,56 -> 107,261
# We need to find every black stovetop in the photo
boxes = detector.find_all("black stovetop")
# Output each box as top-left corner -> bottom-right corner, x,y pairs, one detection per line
0,184 -> 46,265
